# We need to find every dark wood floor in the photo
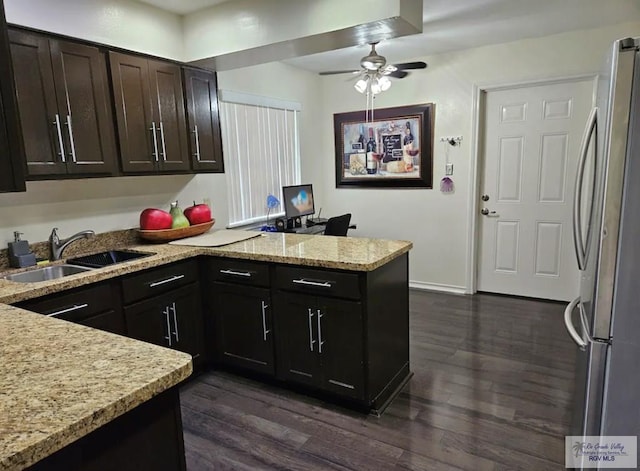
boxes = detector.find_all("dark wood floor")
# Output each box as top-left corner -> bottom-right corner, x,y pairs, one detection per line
180,290 -> 577,470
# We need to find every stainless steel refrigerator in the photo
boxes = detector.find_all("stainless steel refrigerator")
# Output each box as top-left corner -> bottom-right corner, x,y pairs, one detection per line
565,36 -> 640,463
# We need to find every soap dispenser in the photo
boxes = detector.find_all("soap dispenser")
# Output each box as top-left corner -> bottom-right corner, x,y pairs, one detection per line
8,231 -> 37,268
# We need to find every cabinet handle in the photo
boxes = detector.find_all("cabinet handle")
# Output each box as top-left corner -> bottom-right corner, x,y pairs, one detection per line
292,279 -> 332,288
169,302 -> 179,342
53,114 -> 66,163
317,309 -> 324,354
219,269 -> 252,278
163,307 -> 172,347
65,115 -> 77,163
328,379 -> 355,390
192,125 -> 201,161
148,274 -> 185,288
308,308 -> 315,352
159,121 -> 167,161
46,303 -> 89,317
261,300 -> 270,341
150,122 -> 159,162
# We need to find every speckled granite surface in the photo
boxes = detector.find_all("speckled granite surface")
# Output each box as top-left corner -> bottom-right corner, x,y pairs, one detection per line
0,231 -> 410,470
0,305 -> 192,471
0,232 -> 412,305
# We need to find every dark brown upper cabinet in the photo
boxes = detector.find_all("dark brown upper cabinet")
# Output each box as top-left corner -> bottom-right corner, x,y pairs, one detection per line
109,52 -> 189,174
0,2 -> 26,192
183,68 -> 224,173
8,29 -> 117,178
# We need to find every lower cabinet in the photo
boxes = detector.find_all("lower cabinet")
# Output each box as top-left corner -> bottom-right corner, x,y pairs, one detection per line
121,259 -> 205,371
212,282 -> 274,375
15,281 -> 125,335
274,293 -> 364,400
28,387 -> 186,471
204,254 -> 410,412
125,283 -> 204,369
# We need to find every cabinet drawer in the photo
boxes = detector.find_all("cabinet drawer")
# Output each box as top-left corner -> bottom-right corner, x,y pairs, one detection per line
207,258 -> 270,287
275,266 -> 361,300
122,260 -> 198,305
17,282 -> 115,319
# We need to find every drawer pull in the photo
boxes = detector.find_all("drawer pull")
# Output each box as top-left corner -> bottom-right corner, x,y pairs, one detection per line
328,379 -> 355,390
46,303 -> 89,317
149,274 -> 185,288
219,269 -> 252,277
292,279 -> 332,288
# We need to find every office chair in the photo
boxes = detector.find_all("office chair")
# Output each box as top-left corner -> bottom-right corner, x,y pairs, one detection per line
323,213 -> 351,236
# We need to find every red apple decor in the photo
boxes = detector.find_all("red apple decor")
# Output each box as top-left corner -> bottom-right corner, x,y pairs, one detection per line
139,208 -> 173,230
183,201 -> 212,225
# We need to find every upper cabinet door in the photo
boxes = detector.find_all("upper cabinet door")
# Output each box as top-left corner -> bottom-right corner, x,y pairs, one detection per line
0,1 -> 25,192
148,60 -> 189,172
8,30 -> 65,177
10,29 -> 117,178
183,68 -> 224,173
50,40 -> 117,175
109,51 -> 156,173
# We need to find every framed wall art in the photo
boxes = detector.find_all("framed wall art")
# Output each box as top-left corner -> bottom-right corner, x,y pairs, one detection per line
334,103 -> 434,188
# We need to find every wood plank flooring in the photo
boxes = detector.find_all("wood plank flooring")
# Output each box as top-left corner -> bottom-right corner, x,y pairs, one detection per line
180,290 -> 576,470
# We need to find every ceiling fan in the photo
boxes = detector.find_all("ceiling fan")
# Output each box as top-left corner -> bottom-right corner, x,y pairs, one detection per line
319,42 -> 427,81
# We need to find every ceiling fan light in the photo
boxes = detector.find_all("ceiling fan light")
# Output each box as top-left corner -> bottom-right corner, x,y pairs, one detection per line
378,76 -> 391,91
370,79 -> 382,95
354,77 -> 369,93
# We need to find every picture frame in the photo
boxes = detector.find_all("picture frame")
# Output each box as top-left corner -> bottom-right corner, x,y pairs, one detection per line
334,103 -> 434,188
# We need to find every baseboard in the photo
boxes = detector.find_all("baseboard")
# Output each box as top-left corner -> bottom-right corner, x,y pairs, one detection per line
409,280 -> 469,295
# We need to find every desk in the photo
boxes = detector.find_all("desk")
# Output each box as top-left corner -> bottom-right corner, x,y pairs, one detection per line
285,225 -> 326,235
259,223 -> 356,234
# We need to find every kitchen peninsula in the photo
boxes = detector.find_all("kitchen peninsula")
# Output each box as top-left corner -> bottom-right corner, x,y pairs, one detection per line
0,232 -> 412,470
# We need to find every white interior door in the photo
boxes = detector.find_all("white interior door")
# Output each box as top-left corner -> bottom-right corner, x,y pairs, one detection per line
477,79 -> 594,301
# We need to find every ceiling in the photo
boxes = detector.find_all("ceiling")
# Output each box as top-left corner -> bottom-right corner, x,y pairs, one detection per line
135,0 -> 640,73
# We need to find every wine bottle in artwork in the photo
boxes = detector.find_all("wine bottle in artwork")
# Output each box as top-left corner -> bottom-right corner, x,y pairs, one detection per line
366,127 -> 377,174
403,121 -> 414,147
358,123 -> 367,150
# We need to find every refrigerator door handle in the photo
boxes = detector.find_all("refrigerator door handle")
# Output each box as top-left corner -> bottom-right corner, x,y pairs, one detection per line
578,301 -> 595,344
573,107 -> 598,271
564,297 -> 588,350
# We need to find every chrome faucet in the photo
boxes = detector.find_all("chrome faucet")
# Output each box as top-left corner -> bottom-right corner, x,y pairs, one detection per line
49,228 -> 95,261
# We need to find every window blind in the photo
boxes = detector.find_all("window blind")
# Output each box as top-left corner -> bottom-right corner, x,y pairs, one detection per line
219,92 -> 301,227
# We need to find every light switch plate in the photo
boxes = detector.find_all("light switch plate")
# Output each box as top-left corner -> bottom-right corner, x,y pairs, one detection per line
445,164 -> 454,176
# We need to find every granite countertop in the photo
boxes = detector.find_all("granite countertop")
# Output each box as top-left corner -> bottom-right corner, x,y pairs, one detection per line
0,231 -> 411,470
0,305 -> 192,471
0,232 -> 413,305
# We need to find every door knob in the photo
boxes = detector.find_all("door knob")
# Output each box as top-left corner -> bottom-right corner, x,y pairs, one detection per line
481,194 -> 490,201
481,208 -> 498,216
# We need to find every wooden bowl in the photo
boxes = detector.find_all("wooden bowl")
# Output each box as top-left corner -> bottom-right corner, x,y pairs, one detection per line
137,219 -> 215,242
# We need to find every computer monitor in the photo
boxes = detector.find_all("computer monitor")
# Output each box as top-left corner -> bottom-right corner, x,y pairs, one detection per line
283,184 -> 315,220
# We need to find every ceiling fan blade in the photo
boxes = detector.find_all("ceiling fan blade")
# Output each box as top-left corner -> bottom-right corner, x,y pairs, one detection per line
387,70 -> 409,79
319,69 -> 360,76
392,61 -> 427,70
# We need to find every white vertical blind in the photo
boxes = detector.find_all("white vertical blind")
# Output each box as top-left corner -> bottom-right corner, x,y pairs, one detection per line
219,94 -> 301,226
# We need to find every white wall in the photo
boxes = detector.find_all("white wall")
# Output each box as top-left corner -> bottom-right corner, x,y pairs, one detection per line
4,0 -> 184,60
317,21 -> 640,292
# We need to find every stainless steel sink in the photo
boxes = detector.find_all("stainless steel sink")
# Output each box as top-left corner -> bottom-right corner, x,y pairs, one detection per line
66,249 -> 154,268
3,264 -> 93,283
